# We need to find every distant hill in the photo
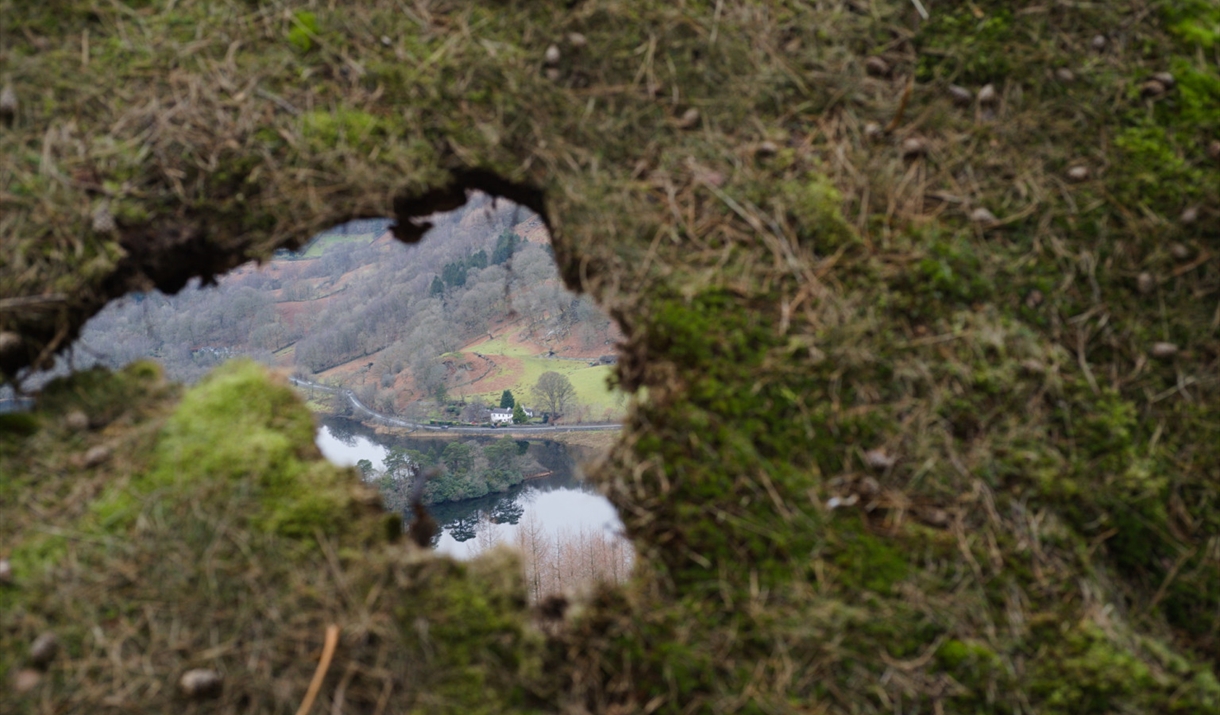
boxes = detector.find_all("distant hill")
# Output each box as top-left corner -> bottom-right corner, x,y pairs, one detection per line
72,196 -> 623,421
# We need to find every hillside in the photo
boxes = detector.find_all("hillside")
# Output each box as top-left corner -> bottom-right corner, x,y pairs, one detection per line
69,200 -> 623,421
3,2 -> 1220,714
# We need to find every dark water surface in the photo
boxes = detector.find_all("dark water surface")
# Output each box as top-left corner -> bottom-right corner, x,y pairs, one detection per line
314,416 -> 622,558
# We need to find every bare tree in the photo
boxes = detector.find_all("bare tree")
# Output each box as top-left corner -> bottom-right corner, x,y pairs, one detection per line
532,371 -> 575,418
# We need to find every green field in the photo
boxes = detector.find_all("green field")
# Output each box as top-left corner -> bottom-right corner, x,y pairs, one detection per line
298,232 -> 378,258
458,340 -> 622,420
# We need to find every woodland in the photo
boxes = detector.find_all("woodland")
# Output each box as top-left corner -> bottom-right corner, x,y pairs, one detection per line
2,2 -> 1220,714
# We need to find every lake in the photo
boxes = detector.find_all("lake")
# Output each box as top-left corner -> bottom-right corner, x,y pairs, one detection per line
314,416 -> 624,559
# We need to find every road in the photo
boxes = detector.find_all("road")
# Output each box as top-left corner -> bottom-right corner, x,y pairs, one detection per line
287,377 -> 621,434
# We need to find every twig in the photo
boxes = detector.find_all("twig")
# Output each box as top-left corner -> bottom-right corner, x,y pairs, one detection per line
910,0 -> 929,21
295,624 -> 340,715
885,76 -> 915,134
0,293 -> 67,311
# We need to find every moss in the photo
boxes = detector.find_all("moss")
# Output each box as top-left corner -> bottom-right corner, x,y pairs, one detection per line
302,109 -> 387,152
1029,623 -> 1159,714
776,173 -> 856,252
0,413 -> 40,439
827,518 -> 909,595
287,10 -> 320,53
1112,124 -> 1203,207
5,1 -> 1220,712
1164,1 -> 1220,48
399,549 -> 539,714
915,7 -> 1016,84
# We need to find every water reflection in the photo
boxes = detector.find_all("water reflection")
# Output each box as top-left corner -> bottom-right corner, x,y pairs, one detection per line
314,416 -> 622,559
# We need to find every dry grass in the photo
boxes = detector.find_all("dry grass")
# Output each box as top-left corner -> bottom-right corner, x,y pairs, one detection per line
3,0 -> 1220,713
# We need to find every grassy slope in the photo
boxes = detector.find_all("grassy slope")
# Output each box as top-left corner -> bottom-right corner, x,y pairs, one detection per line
2,1 -> 1219,714
296,231 -> 379,258
458,332 -> 620,418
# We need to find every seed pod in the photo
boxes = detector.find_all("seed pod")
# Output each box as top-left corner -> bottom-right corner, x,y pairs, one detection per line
84,445 -> 111,467
29,633 -> 58,668
863,448 -> 895,470
1055,68 -> 1075,83
1067,165 -> 1090,182
901,137 -> 927,158
380,35 -> 392,47
1180,206 -> 1198,225
0,83 -> 16,121
65,410 -> 89,431
755,140 -> 778,156
0,331 -> 19,356
1140,80 -> 1166,98
1091,34 -> 1107,51
1150,342 -> 1179,359
1019,359 -> 1046,374
1169,242 -> 1191,260
91,203 -> 115,233
865,56 -> 889,76
1136,272 -> 1155,294
676,108 -> 700,129
948,85 -> 972,105
179,669 -> 223,700
977,83 -> 998,105
12,669 -> 41,694
863,121 -> 882,140
567,32 -> 587,48
1152,72 -> 1175,88
970,207 -> 997,224
543,44 -> 561,65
